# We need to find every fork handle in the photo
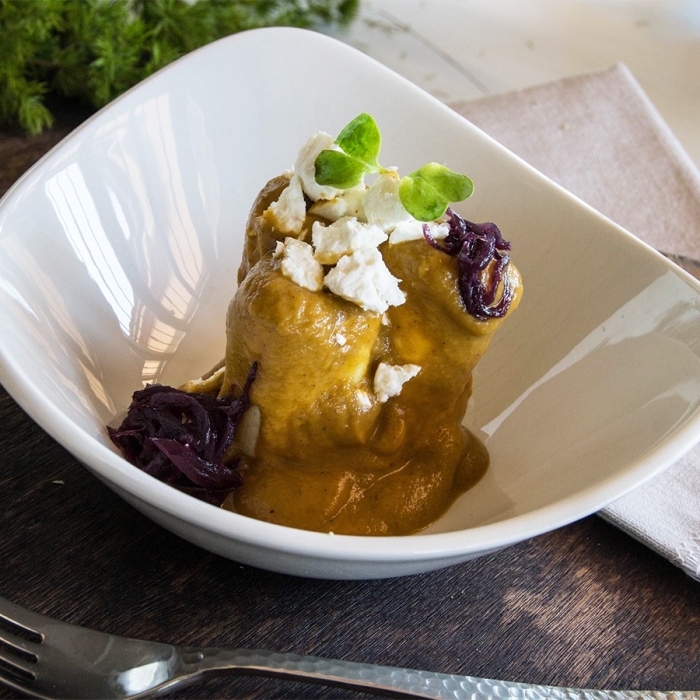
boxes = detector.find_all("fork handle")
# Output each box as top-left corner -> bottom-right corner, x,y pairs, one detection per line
183,647 -> 689,699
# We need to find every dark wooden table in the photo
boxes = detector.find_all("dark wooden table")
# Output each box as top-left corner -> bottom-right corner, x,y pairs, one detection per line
1,107 -> 699,700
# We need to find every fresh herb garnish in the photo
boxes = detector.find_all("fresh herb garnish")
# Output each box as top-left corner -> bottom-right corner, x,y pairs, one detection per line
108,363 -> 257,505
314,113 -> 473,221
424,209 -> 514,319
315,112 -> 382,187
0,0 -> 359,135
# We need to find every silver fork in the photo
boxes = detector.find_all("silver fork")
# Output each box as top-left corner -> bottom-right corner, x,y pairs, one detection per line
0,597 -> 693,700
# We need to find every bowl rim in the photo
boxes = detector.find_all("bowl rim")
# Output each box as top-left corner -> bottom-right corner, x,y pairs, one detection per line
2,25 -> 700,565
4,340 -> 700,563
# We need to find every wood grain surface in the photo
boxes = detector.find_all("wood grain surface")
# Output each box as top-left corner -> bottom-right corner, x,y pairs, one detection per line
0,108 -> 699,700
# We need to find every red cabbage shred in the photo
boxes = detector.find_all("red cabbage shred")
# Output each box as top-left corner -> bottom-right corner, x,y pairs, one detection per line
424,208 -> 514,319
108,363 -> 257,505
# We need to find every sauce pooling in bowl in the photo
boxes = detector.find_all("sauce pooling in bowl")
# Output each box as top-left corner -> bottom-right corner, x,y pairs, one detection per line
216,173 -> 522,535
109,115 -> 522,536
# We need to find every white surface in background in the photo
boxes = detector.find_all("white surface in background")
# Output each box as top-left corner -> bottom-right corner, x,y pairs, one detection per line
326,0 -> 700,168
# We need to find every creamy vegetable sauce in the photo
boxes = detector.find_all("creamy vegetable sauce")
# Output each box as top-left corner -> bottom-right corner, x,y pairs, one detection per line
212,177 -> 522,536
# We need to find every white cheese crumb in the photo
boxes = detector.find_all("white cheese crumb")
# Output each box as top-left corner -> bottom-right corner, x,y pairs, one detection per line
278,238 -> 324,292
355,389 -> 373,409
334,333 -> 347,346
312,217 -> 388,264
363,172 -> 414,233
309,188 -> 367,221
374,363 -> 421,403
389,220 -> 450,244
323,247 -> 405,313
294,132 -> 345,202
265,174 -> 306,234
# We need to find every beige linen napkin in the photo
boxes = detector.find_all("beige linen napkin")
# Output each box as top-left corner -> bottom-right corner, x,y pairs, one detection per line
451,64 -> 700,581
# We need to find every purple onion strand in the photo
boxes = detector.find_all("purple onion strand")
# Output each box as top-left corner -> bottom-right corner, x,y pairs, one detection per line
424,209 -> 514,319
108,363 -> 257,505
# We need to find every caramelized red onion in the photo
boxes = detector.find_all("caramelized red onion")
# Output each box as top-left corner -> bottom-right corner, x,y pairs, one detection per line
108,363 -> 257,505
424,208 -> 514,319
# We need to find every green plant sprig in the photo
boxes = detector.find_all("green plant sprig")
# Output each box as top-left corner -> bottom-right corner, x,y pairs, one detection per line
314,113 -> 474,221
0,0 -> 359,136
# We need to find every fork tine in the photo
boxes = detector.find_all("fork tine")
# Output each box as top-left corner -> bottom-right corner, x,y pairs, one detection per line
0,597 -> 46,641
0,646 -> 38,681
0,602 -> 41,680
0,626 -> 40,665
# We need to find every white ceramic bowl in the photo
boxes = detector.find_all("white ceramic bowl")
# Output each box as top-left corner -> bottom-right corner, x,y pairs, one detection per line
2,27 -> 700,579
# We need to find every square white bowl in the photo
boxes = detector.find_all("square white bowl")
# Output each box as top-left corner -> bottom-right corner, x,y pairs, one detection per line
1,27 -> 700,579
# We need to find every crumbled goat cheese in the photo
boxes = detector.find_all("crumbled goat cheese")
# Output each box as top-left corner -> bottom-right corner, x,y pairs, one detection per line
334,333 -> 347,346
323,247 -> 405,314
363,172 -> 414,233
389,220 -> 450,244
355,389 -> 373,409
312,217 -> 388,265
309,188 -> 367,222
265,174 -> 306,234
278,238 -> 324,292
295,132 -> 345,202
264,131 -> 453,312
374,362 -> 421,403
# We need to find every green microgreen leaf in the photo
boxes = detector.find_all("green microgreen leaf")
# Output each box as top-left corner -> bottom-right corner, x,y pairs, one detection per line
334,112 -> 381,170
314,113 -> 384,189
409,163 -> 474,202
399,163 -> 474,221
398,175 -> 450,222
314,149 -> 368,189
314,114 -> 475,221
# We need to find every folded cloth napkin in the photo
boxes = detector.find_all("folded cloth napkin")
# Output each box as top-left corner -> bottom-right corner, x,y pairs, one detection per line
450,64 -> 700,581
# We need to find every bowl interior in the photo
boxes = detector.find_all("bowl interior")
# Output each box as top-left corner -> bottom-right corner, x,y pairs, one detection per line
1,27 -> 700,562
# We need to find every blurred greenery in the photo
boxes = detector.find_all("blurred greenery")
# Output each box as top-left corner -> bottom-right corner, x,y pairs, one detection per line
0,0 -> 359,134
